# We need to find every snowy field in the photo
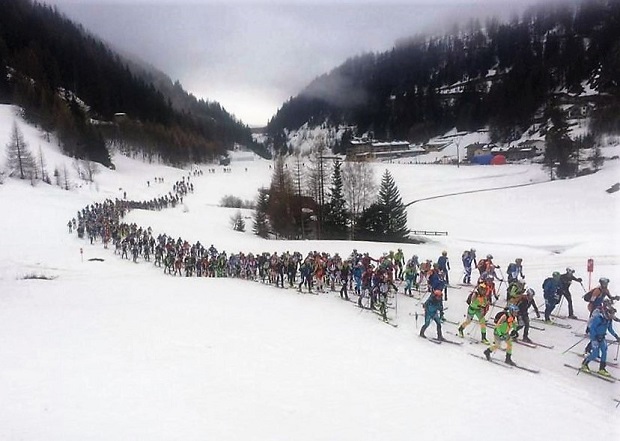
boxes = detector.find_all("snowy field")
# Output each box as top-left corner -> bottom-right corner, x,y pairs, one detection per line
0,104 -> 619,440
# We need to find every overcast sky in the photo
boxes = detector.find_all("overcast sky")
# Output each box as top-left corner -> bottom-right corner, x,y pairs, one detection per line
43,0 -> 548,127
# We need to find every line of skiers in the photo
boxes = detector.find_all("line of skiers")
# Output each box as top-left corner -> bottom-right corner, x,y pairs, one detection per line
69,190 -> 619,377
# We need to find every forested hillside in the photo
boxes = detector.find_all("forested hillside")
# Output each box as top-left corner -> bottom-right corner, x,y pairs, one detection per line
0,0 -> 263,166
267,0 -> 620,149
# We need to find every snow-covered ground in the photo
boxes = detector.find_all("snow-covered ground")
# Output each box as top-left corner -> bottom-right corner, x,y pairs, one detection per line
1,104 -> 619,440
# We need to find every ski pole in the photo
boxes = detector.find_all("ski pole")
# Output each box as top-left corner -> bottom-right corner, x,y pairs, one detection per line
562,336 -> 587,354
556,295 -> 564,317
614,340 -> 620,361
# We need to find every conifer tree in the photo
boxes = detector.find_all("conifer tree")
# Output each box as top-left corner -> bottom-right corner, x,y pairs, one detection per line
6,121 -> 35,180
267,156 -> 296,238
253,188 -> 271,238
544,101 -> 577,179
377,169 -> 410,242
323,160 -> 349,239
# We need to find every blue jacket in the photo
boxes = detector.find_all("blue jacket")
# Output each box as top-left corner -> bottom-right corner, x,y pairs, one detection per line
437,255 -> 450,271
428,271 -> 446,292
588,311 -> 619,341
542,277 -> 560,298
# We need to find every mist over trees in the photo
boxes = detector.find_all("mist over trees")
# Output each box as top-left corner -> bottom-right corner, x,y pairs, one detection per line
267,0 -> 620,145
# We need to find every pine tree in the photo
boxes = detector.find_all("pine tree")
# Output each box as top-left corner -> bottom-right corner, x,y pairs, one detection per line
253,188 -> 271,238
544,101 -> 577,179
6,121 -> 35,180
377,169 -> 410,242
267,156 -> 296,238
323,160 -> 349,239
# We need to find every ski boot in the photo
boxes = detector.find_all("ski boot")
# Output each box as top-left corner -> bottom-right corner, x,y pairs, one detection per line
483,348 -> 492,361
437,327 -> 446,342
481,333 -> 490,345
457,327 -> 464,338
580,361 -> 590,373
598,362 -> 611,377
505,353 -> 516,366
522,336 -> 533,343
419,326 -> 427,339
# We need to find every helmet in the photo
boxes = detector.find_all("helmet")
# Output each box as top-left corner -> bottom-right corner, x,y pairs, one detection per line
526,288 -> 535,297
566,267 -> 575,274
442,250 -> 447,256
599,277 -> 610,287
486,254 -> 493,259
412,255 -> 418,260
471,248 -> 476,253
515,258 -> 522,263
552,271 -> 561,278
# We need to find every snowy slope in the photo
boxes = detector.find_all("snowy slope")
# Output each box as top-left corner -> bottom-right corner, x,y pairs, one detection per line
0,104 -> 618,440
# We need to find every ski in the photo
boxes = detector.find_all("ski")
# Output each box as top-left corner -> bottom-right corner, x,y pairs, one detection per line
614,398 -> 620,408
514,339 -> 538,349
469,353 -> 512,368
570,352 -> 619,368
420,336 -> 442,344
450,331 -> 487,345
564,364 -> 617,383
532,318 -> 572,329
431,337 -> 463,345
470,353 -> 539,373
378,317 -> 398,327
528,340 -> 554,350
553,314 -> 588,323
512,364 -> 540,374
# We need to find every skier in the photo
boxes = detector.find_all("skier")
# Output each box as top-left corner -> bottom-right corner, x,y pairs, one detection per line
558,267 -> 582,319
506,258 -> 525,283
581,300 -> 620,376
515,288 -> 540,343
461,249 -> 475,284
458,282 -> 492,344
542,271 -> 562,322
437,250 -> 450,286
403,262 -> 418,296
585,277 -> 619,316
394,248 -> 405,280
484,304 -> 520,366
419,289 -> 445,341
339,260 -> 351,300
477,254 -> 500,282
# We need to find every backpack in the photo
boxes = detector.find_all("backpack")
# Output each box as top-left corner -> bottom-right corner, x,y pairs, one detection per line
494,310 -> 505,324
583,289 -> 595,302
466,290 -> 474,305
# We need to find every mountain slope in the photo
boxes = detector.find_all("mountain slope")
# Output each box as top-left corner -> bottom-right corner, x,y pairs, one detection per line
268,0 -> 620,144
0,0 -> 261,165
